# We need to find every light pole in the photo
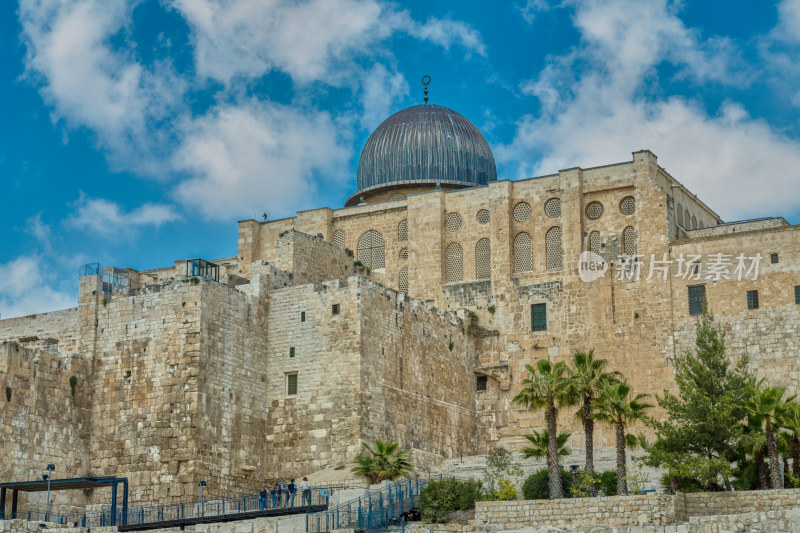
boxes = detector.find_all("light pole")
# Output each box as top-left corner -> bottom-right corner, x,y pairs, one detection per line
43,464 -> 55,522
198,481 -> 207,517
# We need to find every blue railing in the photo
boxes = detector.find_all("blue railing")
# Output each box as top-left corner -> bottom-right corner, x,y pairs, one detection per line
10,485 -> 351,529
306,476 -> 439,533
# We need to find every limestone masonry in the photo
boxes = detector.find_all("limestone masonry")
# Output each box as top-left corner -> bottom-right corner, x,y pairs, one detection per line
1,99 -> 799,513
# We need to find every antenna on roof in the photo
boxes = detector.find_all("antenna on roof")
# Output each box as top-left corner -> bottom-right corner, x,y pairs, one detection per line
421,75 -> 431,103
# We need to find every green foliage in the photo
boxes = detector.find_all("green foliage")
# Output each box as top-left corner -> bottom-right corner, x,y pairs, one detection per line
569,470 -> 602,498
190,277 -> 200,285
495,478 -> 518,501
352,440 -> 413,484
418,478 -> 482,523
448,341 -> 454,352
646,310 -> 751,490
483,448 -> 521,497
521,430 -> 571,460
487,305 -> 496,314
624,459 -> 648,495
69,375 -> 78,396
522,468 -> 574,500
659,473 -> 705,493
5,386 -> 11,402
599,470 -> 617,496
345,248 -> 354,257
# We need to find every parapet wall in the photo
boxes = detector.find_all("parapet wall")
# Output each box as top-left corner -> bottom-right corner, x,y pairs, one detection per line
275,230 -> 356,286
0,308 -> 79,354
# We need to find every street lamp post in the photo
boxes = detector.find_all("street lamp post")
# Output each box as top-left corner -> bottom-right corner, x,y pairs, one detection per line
198,481 -> 207,517
43,464 -> 55,522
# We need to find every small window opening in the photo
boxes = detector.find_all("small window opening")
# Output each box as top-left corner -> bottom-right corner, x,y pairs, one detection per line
531,303 -> 547,331
332,304 -> 340,315
286,373 -> 298,396
747,290 -> 759,310
688,285 -> 706,316
771,253 -> 779,264
289,347 -> 295,358
476,375 -> 488,392
300,311 -> 306,322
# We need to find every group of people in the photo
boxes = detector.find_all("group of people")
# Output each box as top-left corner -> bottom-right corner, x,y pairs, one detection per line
259,477 -> 313,510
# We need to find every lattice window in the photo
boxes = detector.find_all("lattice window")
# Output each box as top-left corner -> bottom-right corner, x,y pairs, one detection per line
531,303 -> 547,331
622,226 -> 636,255
544,198 -> 561,218
747,290 -> 759,310
513,232 -> 532,273
475,238 -> 491,279
398,220 -> 408,241
545,227 -> 562,270
585,201 -> 604,220
691,215 -> 697,229
445,242 -> 463,282
446,212 -> 462,232
398,267 -> 409,293
357,230 -> 385,269
620,196 -> 635,215
286,373 -> 298,396
476,209 -> 490,225
513,202 -> 531,222
688,285 -> 706,315
388,193 -> 406,201
399,248 -> 408,260
332,230 -> 345,247
589,231 -> 601,253
677,203 -> 684,227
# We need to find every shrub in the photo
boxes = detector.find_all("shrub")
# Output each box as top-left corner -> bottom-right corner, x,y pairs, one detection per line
69,376 -> 78,396
659,473 -> 705,493
570,470 -> 602,498
522,468 -> 574,500
495,478 -> 518,501
487,305 -> 496,314
418,478 -> 482,523
599,470 -> 617,496
5,386 -> 11,402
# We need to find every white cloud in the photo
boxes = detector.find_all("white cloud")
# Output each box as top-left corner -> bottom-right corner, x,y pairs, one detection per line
18,0 -> 185,171
167,0 -> 486,85
0,255 -> 77,319
517,0 -> 550,24
359,64 -> 408,130
66,196 -> 181,236
498,0 -> 799,221
172,100 -> 350,219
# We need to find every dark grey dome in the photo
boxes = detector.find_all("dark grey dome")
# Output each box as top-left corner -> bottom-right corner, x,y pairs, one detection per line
348,104 -> 497,205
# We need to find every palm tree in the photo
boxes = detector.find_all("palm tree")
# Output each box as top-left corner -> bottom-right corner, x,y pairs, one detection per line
352,440 -> 413,484
594,380 -> 652,495
522,430 -> 571,461
745,379 -> 795,489
512,359 -> 572,499
565,349 -> 621,476
780,402 -> 800,479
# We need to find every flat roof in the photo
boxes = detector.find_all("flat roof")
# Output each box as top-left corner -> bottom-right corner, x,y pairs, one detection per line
0,476 -> 126,492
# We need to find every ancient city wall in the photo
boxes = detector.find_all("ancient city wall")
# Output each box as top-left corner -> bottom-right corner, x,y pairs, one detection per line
0,308 -> 79,354
0,342 -> 92,513
357,281 -> 478,467
274,230 -> 355,286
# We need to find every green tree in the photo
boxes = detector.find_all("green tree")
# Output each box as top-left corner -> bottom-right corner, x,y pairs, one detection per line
565,349 -> 621,478
352,440 -> 413,484
512,359 -> 572,499
780,402 -> 800,480
594,380 -> 652,495
646,311 -> 751,491
745,379 -> 795,489
521,430 -> 571,461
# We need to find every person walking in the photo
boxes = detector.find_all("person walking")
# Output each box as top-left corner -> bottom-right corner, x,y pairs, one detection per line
300,477 -> 311,506
288,479 -> 297,507
259,486 -> 268,510
279,480 -> 289,507
270,483 -> 279,509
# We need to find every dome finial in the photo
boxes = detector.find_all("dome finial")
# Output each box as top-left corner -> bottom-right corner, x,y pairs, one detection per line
421,75 -> 431,103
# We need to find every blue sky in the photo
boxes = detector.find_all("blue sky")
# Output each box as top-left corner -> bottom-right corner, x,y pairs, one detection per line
2,0 -> 800,318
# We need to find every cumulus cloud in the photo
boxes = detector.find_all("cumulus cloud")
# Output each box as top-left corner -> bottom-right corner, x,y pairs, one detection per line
166,0 -> 485,86
18,0 -> 185,172
498,0 -> 799,221
359,64 -> 408,130
517,0 -> 550,24
172,100 -> 350,218
66,195 -> 181,236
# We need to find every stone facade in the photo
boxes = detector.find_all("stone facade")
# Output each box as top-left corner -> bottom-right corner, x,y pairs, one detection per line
1,150 -> 798,513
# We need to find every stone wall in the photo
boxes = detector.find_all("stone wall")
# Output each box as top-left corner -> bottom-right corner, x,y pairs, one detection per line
676,488 -> 800,519
0,342 -> 92,513
0,308 -> 79,354
274,230 -> 356,286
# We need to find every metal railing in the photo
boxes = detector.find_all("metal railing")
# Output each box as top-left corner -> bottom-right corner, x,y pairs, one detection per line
306,476 -> 439,533
10,486 -> 347,529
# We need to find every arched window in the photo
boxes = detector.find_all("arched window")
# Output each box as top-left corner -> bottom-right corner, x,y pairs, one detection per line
332,230 -> 345,247
691,215 -> 697,229
699,221 -> 704,229
397,220 -> 408,242
676,203 -> 684,227
589,231 -> 601,254
623,226 -> 636,255
475,238 -> 491,279
513,232 -> 532,273
398,267 -> 409,293
619,196 -> 635,215
358,230 -> 385,269
545,227 -> 562,270
445,243 -> 463,282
